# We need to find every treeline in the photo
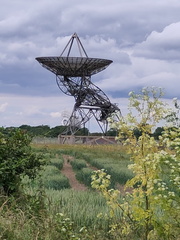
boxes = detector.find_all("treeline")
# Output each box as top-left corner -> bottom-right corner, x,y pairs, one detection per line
3,124 -> 165,139
3,125 -> 114,137
19,125 -> 89,137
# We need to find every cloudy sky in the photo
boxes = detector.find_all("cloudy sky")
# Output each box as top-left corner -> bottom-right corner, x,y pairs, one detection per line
0,0 -> 180,132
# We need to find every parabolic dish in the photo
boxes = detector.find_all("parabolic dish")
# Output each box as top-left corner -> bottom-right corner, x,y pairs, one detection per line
36,57 -> 113,77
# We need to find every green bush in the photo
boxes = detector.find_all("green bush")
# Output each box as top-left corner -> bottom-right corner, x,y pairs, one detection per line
91,87 -> 180,239
0,127 -> 45,195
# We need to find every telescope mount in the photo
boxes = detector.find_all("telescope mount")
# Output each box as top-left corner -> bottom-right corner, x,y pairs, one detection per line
36,33 -> 121,142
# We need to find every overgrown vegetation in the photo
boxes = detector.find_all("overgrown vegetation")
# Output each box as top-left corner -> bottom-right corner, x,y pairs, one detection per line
92,87 -> 180,239
1,87 -> 180,239
4,122 -> 165,139
0,127 -> 45,195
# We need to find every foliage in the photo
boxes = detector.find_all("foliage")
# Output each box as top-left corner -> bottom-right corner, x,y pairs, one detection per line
106,128 -> 118,136
153,126 -> 164,140
92,87 -> 180,239
46,189 -> 113,232
0,127 -> 45,195
75,127 -> 89,136
46,125 -> 67,137
19,124 -> 90,137
1,185 -> 120,240
19,124 -> 51,136
0,193 -> 92,240
3,127 -> 179,240
43,174 -> 71,190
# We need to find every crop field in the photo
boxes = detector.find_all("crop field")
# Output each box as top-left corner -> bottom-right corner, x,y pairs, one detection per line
32,143 -> 133,189
25,143 -> 132,231
2,140 -> 179,239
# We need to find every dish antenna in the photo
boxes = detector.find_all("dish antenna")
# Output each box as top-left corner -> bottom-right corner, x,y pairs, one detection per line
36,33 -> 121,136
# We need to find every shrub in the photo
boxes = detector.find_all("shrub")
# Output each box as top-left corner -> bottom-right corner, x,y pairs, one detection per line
0,128 -> 45,195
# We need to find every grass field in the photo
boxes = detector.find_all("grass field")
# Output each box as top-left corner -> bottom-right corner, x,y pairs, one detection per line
32,143 -> 133,188
0,143 -> 154,239
1,142 -> 180,239
26,143 -> 132,230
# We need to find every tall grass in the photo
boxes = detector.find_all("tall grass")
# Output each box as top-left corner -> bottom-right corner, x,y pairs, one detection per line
47,189 -> 123,230
70,159 -> 87,170
49,157 -> 64,170
82,155 -> 134,185
75,168 -> 93,187
33,144 -> 133,187
32,143 -> 128,160
43,174 -> 70,190
0,188 -> 123,240
34,165 -> 71,190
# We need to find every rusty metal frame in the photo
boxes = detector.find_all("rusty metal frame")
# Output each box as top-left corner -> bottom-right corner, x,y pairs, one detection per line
36,33 -> 121,137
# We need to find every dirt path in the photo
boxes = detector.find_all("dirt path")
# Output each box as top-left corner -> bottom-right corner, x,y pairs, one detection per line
61,155 -> 87,191
61,155 -> 132,195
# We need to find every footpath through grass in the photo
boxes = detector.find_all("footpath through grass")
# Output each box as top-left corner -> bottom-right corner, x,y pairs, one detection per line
33,143 -> 133,188
28,144 -> 132,230
1,143 -> 133,240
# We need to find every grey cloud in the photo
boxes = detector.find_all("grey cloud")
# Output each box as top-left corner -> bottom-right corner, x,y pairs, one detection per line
0,94 -> 74,127
1,0 -> 180,128
136,71 -> 180,97
133,22 -> 180,62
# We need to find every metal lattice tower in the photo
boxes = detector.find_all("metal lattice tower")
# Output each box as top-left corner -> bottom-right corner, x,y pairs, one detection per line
36,33 -> 121,137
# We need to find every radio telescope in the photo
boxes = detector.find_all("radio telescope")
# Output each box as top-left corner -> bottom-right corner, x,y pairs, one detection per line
36,33 -> 121,136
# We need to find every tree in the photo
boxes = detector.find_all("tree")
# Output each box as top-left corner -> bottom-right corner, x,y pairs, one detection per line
45,126 -> 67,137
19,124 -> 51,136
0,127 -> 45,195
153,126 -> 164,140
75,127 -> 89,136
106,128 -> 118,136
133,127 -> 142,140
92,87 -> 180,239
